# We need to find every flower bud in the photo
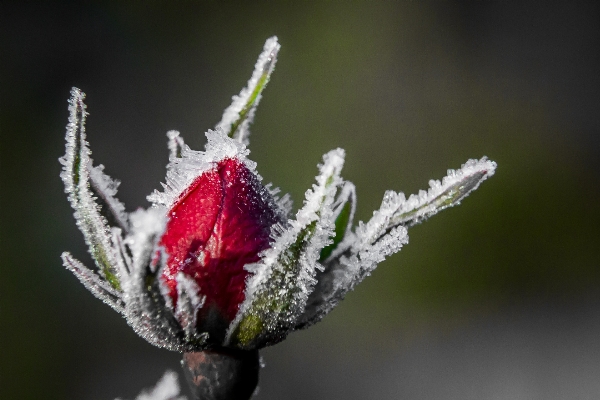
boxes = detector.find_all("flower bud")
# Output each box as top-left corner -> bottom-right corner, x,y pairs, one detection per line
159,158 -> 282,340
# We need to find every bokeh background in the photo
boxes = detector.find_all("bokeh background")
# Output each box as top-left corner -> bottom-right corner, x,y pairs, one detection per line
2,1 -> 599,399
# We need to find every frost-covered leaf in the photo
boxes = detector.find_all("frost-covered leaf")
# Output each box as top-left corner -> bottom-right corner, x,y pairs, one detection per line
59,88 -> 122,289
227,149 -> 346,348
61,252 -> 125,314
319,181 -> 356,262
389,157 -> 497,228
174,273 -> 206,343
115,370 -> 186,400
297,191 -> 409,328
119,208 -> 190,352
216,36 -> 280,144
298,157 -> 495,328
90,164 -> 129,232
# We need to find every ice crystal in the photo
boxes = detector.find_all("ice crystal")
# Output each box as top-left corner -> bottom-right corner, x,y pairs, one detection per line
60,36 -> 496,353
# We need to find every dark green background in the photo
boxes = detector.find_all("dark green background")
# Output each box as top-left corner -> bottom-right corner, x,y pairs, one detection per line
2,1 -> 599,399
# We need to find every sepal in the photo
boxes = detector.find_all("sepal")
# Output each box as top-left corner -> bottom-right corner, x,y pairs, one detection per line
174,273 -> 207,344
59,88 -> 123,289
297,191 -> 410,328
389,157 -> 496,228
226,149 -> 346,348
319,181 -> 356,262
61,252 -> 125,314
297,158 -> 496,328
89,164 -> 129,232
216,36 -> 280,144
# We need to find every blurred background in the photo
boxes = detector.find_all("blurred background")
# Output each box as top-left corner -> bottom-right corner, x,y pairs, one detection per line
1,1 -> 599,399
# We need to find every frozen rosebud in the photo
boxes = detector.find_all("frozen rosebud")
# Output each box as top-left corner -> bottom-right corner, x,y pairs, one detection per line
159,157 -> 283,342
60,36 -> 496,356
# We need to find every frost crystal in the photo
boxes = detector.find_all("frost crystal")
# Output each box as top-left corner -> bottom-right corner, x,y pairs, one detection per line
115,370 -> 186,400
60,37 -> 496,355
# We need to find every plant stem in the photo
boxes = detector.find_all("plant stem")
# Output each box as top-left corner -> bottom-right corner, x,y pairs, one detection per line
182,349 -> 260,400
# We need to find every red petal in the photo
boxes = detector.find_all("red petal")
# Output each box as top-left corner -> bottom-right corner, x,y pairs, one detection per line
160,158 -> 279,324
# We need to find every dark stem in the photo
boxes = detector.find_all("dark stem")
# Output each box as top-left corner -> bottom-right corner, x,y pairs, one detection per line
181,349 -> 260,400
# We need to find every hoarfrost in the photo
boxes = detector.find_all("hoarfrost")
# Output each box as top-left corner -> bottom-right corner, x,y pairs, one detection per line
216,36 -> 280,144
124,208 -> 166,274
61,252 -> 125,314
115,370 -> 186,400
389,157 -> 497,228
265,183 -> 293,218
166,130 -> 185,159
89,164 -> 129,232
147,129 -> 252,209
175,273 -> 206,342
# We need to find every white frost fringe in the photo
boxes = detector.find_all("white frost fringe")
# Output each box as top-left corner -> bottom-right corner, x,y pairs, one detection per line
147,129 -> 253,209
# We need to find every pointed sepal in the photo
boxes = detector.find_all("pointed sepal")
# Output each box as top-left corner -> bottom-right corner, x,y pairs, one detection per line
118,208 -> 196,352
216,36 -> 280,145
389,157 -> 497,228
297,157 -> 496,328
226,149 -> 346,348
61,252 -> 125,314
297,191 -> 410,328
174,273 -> 207,344
319,181 -> 356,262
89,164 -> 129,232
59,88 -> 123,289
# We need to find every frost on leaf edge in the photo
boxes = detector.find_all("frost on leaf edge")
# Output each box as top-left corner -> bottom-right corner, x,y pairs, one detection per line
225,149 -> 346,348
216,36 -> 280,144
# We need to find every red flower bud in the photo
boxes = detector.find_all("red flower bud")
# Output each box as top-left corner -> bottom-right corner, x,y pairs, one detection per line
159,158 -> 280,327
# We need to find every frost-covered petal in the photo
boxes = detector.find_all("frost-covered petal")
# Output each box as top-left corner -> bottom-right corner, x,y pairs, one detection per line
226,149 -> 345,349
59,88 -> 123,289
216,36 -> 280,144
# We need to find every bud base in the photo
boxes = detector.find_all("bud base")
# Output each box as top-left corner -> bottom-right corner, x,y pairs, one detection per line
182,349 -> 260,400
